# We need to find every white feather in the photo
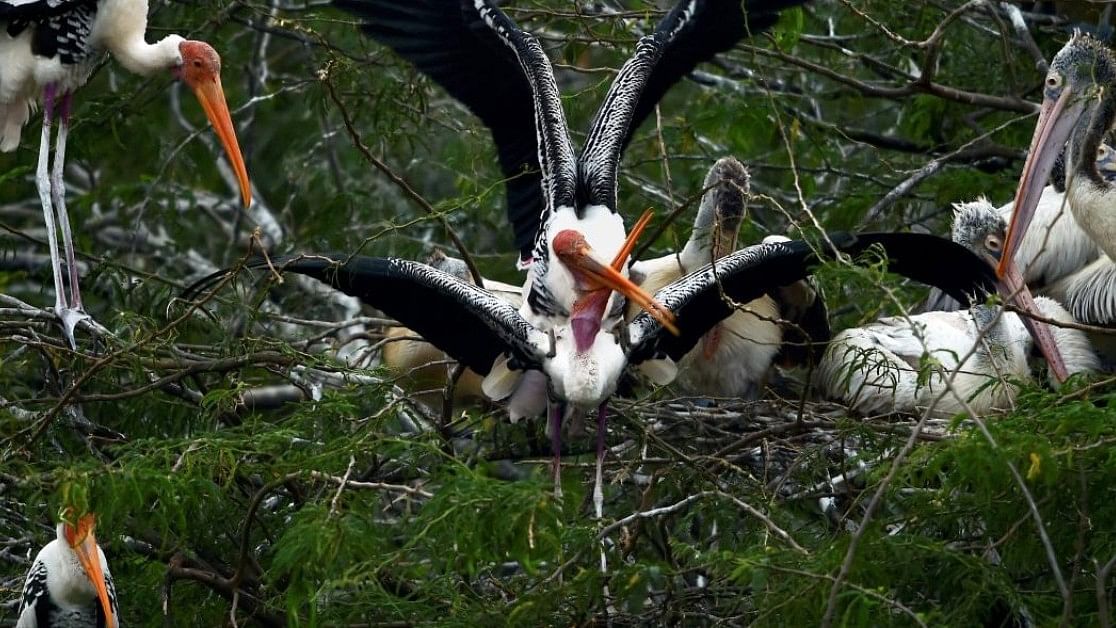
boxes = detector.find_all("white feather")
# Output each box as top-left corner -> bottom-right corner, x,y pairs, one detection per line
819,298 -> 1097,417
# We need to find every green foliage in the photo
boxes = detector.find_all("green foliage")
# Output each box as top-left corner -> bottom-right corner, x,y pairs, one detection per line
3,1 -> 1116,626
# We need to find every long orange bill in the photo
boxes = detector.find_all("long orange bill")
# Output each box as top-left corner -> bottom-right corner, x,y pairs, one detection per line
569,244 -> 679,335
999,258 -> 1069,383
610,209 -> 655,270
191,76 -> 252,207
999,89 -> 1085,278
74,531 -> 115,628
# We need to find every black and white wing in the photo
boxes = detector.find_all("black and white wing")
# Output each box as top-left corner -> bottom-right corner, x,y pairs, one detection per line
469,0 -> 578,262
334,0 -> 547,260
628,232 -> 1000,363
185,254 -> 549,375
580,0 -> 742,211
2,0 -> 99,65
16,554 -> 48,627
578,0 -> 807,213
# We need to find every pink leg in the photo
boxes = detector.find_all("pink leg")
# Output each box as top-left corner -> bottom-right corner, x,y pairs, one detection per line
549,400 -> 563,499
35,87 -> 69,321
593,404 -> 607,519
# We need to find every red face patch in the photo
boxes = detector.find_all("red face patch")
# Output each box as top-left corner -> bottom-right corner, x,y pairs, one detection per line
63,512 -> 96,548
177,40 -> 222,86
552,230 -> 585,257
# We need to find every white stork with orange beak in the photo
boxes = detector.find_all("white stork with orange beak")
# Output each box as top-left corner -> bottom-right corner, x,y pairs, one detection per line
17,511 -> 117,627
0,0 -> 252,346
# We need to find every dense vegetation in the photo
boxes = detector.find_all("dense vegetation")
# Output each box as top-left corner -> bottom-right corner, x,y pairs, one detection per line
2,1 -> 1114,625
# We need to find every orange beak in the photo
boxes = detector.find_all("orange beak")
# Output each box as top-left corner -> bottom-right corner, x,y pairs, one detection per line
557,212 -> 679,336
190,75 -> 252,207
71,518 -> 115,627
610,209 -> 655,268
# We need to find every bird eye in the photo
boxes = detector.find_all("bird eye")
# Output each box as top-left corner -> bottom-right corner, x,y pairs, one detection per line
985,235 -> 1002,251
192,59 -> 203,68
1046,74 -> 1061,88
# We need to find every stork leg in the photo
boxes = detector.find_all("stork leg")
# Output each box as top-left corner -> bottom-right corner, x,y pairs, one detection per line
49,92 -> 92,347
548,400 -> 563,499
593,403 -> 607,520
35,86 -> 70,343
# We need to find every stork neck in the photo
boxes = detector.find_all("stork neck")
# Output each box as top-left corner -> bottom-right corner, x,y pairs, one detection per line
1067,96 -> 1116,259
679,206 -> 740,270
107,32 -> 184,76
1068,96 -> 1116,193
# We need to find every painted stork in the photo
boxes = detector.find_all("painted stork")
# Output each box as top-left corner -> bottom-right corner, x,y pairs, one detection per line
0,0 -> 252,346
1000,34 -> 1116,331
820,201 -> 1098,416
627,156 -> 827,398
17,511 -> 117,628
337,0 -> 811,361
186,231 -> 1006,516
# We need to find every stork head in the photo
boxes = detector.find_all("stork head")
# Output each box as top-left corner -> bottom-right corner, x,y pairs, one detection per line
172,40 -> 252,208
952,200 -> 1069,382
1000,33 -> 1115,279
58,510 -> 114,628
553,228 -> 678,352
1098,141 -> 1116,181
695,157 -> 751,260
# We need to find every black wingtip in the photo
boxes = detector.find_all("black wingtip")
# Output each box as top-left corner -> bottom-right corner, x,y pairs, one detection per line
831,232 -> 1000,306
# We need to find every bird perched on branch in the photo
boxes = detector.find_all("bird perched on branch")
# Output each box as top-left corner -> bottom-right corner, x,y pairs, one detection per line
337,0 -> 809,502
17,509 -> 117,628
820,200 -> 1097,417
0,0 -> 252,347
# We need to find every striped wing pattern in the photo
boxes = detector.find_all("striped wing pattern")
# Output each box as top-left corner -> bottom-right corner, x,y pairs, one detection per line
470,0 -> 578,259
188,254 -> 549,376
628,232 -> 1001,364
2,0 -> 98,65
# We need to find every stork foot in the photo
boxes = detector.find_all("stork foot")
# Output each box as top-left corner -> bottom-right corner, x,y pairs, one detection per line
55,306 -> 101,350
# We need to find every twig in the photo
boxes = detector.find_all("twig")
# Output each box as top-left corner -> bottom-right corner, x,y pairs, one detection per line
319,62 -> 485,287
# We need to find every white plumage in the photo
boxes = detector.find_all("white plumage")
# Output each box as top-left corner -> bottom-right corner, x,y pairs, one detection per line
17,513 -> 117,628
1,0 -> 250,347
629,156 -> 797,398
821,201 -> 1099,416
989,193 -> 1100,294
1,0 -> 182,151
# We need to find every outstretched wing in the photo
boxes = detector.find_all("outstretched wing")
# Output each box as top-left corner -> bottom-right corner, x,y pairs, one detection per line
628,232 -> 999,363
185,254 -> 548,375
579,0 -> 806,212
469,0 -> 578,261
335,0 -> 550,260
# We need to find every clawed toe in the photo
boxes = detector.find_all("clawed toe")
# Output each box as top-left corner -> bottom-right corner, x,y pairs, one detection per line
55,306 -> 99,350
